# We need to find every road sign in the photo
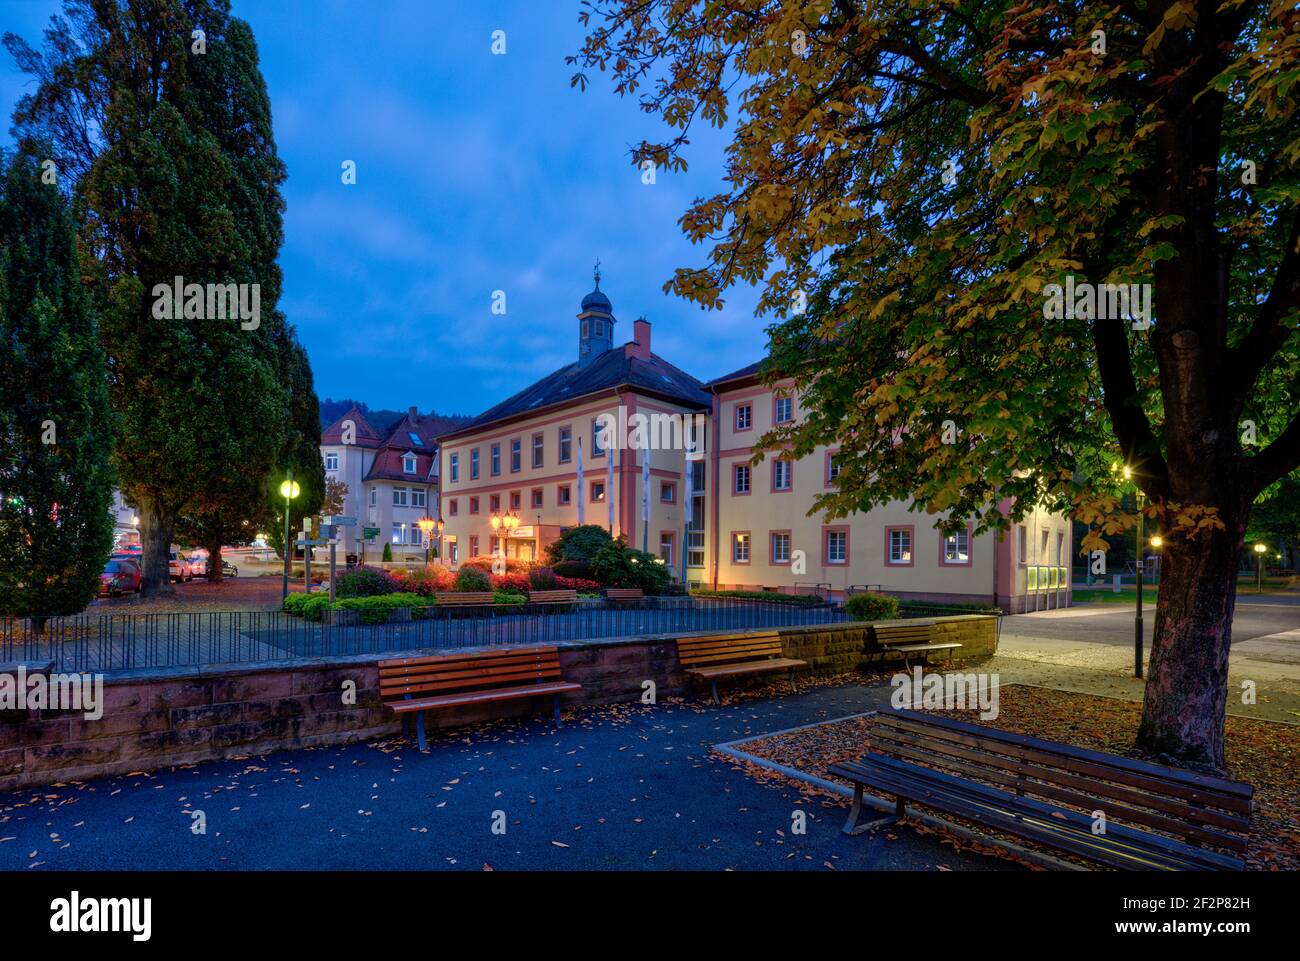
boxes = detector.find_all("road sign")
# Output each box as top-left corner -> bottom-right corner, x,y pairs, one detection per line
363,527 -> 380,540
295,538 -> 332,547
325,515 -> 357,527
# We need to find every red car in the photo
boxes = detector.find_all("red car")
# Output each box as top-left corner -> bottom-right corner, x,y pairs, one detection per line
100,558 -> 143,596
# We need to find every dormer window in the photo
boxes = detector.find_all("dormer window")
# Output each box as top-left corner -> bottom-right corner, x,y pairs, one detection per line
403,453 -> 417,474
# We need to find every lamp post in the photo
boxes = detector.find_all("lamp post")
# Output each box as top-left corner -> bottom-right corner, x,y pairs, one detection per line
279,475 -> 300,601
1121,465 -> 1147,679
1254,542 -> 1267,593
417,516 -> 441,565
490,511 -> 520,567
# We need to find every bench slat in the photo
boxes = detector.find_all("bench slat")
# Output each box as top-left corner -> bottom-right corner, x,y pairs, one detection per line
685,658 -> 806,679
389,680 -> 582,713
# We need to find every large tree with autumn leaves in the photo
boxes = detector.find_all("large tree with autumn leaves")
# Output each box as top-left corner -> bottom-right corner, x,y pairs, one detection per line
573,0 -> 1299,769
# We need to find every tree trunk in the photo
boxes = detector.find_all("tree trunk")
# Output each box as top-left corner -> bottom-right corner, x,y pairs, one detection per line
1136,517 -> 1244,771
137,496 -> 175,598
206,539 -> 224,583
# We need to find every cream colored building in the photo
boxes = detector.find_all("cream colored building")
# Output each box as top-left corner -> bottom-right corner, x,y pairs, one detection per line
435,279 -> 1071,612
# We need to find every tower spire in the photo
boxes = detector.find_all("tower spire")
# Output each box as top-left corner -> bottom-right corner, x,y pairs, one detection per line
593,257 -> 601,288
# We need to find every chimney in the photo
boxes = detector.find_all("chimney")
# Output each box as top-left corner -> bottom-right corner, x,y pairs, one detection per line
627,317 -> 651,360
408,406 -> 418,418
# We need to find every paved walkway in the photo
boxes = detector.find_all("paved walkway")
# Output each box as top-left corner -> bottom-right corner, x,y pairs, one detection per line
0,682 -> 1013,872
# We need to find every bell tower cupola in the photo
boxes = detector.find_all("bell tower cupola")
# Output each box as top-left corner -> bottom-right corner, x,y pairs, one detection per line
577,259 -> 615,366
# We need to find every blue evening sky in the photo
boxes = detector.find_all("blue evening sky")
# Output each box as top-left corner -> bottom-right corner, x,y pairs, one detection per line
1,0 -> 766,417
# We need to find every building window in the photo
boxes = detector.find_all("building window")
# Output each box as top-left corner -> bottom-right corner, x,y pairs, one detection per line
559,426 -> 572,463
368,487 -> 377,507
591,481 -> 605,503
886,527 -> 912,565
1017,525 -> 1027,563
489,535 -> 499,555
470,448 -> 480,480
826,451 -> 841,485
324,452 -> 338,471
687,494 -> 705,568
826,528 -> 849,565
943,528 -> 970,564
392,487 -> 409,507
411,489 -> 426,508
532,432 -> 544,469
771,531 -> 792,565
1040,528 -> 1050,560
732,532 -> 751,564
403,453 -> 417,474
660,481 -> 676,503
469,535 -> 479,557
469,496 -> 480,515
392,523 -> 404,545
774,395 -> 793,424
490,494 -> 501,513
735,403 -> 752,431
733,463 -> 752,495
659,532 -> 674,568
510,491 -> 521,511
558,484 -> 571,505
449,540 -> 459,565
448,453 -> 458,483
410,525 -> 422,546
448,499 -> 458,517
1056,531 -> 1065,567
510,438 -> 521,473
591,418 -> 606,457
490,443 -> 501,476
531,488 -> 544,508
772,459 -> 792,492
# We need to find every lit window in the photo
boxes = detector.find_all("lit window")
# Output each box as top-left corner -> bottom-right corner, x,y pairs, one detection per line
735,404 -> 752,431
887,528 -> 911,564
944,529 -> 970,563
591,481 -> 605,502
732,533 -> 751,563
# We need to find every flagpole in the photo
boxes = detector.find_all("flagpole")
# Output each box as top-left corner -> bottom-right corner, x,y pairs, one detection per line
576,437 -> 585,526
642,433 -> 650,553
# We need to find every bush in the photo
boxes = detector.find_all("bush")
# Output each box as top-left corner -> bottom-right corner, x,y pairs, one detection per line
556,575 -> 602,593
453,565 -> 491,592
390,565 -> 455,596
490,572 -> 530,594
282,592 -> 312,613
553,559 -> 596,581
844,592 -> 900,621
546,524 -> 612,564
302,595 -> 331,621
382,542 -> 393,562
528,567 -> 559,591
463,554 -> 530,574
591,536 -> 672,593
333,592 -> 428,624
690,589 -> 823,607
336,566 -> 397,598
493,591 -> 526,605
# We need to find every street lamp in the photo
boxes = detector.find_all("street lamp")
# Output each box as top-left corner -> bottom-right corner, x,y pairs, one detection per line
1118,463 -> 1147,679
279,475 -> 300,601
417,515 -> 441,565
489,511 -> 520,565
1254,542 -> 1267,593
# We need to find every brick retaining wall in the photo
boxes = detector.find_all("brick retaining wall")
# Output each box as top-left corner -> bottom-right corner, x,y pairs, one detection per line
0,615 -> 997,791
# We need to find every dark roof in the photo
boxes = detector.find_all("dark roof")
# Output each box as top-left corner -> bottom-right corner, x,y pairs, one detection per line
581,285 -> 612,312
363,448 -> 438,484
382,410 -> 440,454
440,346 -> 710,440
706,361 -> 764,389
320,405 -> 384,448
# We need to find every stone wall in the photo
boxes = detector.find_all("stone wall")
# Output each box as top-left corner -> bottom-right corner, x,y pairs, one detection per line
0,616 -> 997,791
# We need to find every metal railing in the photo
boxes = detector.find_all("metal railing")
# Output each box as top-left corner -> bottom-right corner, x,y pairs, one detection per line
0,598 -> 850,677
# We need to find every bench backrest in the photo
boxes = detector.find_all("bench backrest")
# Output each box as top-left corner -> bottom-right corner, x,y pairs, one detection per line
435,592 -> 495,606
677,632 -> 784,668
379,646 -> 564,702
872,621 -> 934,646
606,588 -> 644,599
869,706 -> 1253,852
529,589 -> 577,603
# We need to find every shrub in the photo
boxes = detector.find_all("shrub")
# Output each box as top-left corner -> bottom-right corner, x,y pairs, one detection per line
591,536 -> 672,593
391,565 -> 455,596
333,592 -> 428,624
336,566 -> 397,598
302,595 -> 331,621
553,559 -> 595,581
844,592 -> 900,621
453,565 -> 491,592
690,589 -> 823,607
382,542 -> 393,562
282,592 -> 312,613
528,566 -> 559,591
545,524 -> 612,564
493,591 -> 526,605
463,554 -> 530,574
490,572 -> 530,594
555,575 -> 601,593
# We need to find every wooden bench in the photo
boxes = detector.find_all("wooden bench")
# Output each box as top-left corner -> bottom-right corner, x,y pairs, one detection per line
605,587 -> 644,602
870,620 -> 961,668
528,589 -> 578,606
379,646 -> 583,751
829,706 -> 1253,870
677,632 -> 807,705
435,592 -> 495,607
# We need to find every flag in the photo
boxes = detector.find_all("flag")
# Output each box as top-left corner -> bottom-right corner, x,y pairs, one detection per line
642,431 -> 651,552
607,429 -> 615,534
576,436 -> 585,525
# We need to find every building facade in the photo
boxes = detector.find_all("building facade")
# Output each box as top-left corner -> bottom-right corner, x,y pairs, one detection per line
435,279 -> 1071,612
319,406 -> 440,563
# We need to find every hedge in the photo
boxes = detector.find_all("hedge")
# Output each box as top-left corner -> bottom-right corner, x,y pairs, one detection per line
843,592 -> 900,620
690,589 -> 824,607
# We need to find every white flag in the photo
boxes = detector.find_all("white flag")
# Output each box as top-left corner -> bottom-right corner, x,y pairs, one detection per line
576,436 -> 585,525
642,432 -> 651,551
683,445 -> 693,526
607,430 -> 615,534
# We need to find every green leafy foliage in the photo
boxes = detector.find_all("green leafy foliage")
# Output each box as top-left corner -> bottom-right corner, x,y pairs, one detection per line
690,589 -> 823,607
335,567 -> 397,598
844,593 -> 901,621
546,524 -> 613,564
591,536 -> 672,592
453,566 -> 491,592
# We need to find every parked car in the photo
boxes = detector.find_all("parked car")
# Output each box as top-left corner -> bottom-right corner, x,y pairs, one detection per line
168,549 -> 193,583
205,558 -> 239,578
100,558 -> 142,596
